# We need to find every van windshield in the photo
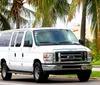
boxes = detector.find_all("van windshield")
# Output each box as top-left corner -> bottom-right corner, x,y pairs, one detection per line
33,29 -> 80,46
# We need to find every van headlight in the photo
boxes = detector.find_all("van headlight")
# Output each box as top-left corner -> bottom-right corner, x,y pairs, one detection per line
87,51 -> 93,62
43,53 -> 54,63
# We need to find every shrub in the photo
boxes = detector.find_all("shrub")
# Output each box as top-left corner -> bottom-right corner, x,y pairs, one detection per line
85,39 -> 100,62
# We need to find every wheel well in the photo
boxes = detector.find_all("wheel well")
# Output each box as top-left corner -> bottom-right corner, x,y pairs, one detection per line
33,59 -> 41,66
1,59 -> 6,66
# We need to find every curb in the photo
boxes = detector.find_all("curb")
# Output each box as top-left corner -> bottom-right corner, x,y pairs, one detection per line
49,75 -> 100,80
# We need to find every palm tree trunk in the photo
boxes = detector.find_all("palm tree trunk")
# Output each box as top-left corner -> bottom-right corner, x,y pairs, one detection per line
97,3 -> 100,52
97,30 -> 100,52
16,10 -> 20,29
80,0 -> 87,46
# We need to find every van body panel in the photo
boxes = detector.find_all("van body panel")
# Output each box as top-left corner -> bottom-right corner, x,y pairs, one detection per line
0,47 -> 9,66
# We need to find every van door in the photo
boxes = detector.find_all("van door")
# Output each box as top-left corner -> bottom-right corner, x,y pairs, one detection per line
9,32 -> 24,70
21,31 -> 33,71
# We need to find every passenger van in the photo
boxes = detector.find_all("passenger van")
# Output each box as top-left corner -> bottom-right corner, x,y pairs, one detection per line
0,28 -> 93,82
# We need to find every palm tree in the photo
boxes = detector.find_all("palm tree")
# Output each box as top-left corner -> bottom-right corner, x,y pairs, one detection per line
80,0 -> 87,45
68,0 -> 88,45
0,0 -> 11,30
27,0 -> 70,27
10,0 -> 35,29
68,0 -> 100,50
68,0 -> 100,51
88,0 -> 100,51
10,0 -> 24,29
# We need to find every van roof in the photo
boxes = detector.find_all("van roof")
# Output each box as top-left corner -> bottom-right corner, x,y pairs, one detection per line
0,27 -> 70,32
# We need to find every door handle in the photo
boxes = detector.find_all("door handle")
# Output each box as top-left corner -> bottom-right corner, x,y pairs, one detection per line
22,53 -> 24,57
14,53 -> 16,57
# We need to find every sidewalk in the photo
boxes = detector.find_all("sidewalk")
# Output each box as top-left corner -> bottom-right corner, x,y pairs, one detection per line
92,65 -> 100,71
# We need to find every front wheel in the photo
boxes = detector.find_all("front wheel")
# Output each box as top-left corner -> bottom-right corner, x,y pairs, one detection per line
34,62 -> 48,82
77,70 -> 91,82
1,62 -> 12,80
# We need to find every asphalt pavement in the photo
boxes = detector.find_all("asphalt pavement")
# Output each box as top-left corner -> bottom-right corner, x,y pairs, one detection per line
0,74 -> 100,85
0,67 -> 100,85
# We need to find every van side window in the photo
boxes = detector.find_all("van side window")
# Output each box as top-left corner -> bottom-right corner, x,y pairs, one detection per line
11,32 -> 17,47
24,31 -> 33,47
0,32 -> 12,47
15,32 -> 24,47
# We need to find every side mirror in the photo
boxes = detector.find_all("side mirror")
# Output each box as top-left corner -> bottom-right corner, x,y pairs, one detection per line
79,39 -> 84,45
24,40 -> 32,47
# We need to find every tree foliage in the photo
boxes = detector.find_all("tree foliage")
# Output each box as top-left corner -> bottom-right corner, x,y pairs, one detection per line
27,0 -> 70,27
10,0 -> 35,29
0,0 -> 11,30
68,0 -> 88,45
88,0 -> 100,51
68,0 -> 100,51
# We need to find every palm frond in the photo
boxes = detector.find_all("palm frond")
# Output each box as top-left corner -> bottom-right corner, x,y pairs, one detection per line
88,0 -> 100,38
87,0 -> 100,51
0,0 -> 11,30
0,13 -> 11,30
21,6 -> 35,19
55,0 -> 70,19
68,0 -> 83,21
27,0 -> 70,27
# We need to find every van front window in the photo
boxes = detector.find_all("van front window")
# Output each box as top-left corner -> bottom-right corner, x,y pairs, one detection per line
33,29 -> 80,46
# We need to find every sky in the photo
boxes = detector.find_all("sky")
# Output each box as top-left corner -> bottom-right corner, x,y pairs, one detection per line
56,8 -> 82,29
55,0 -> 82,29
56,4 -> 91,29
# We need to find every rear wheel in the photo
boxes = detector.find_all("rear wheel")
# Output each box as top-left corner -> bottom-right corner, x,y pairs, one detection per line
1,62 -> 12,80
34,62 -> 48,82
77,70 -> 91,82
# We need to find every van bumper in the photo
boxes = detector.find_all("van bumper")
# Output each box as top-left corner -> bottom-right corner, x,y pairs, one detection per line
42,62 -> 92,74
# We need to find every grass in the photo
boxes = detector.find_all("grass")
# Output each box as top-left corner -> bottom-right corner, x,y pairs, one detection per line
92,60 -> 100,65
91,71 -> 100,78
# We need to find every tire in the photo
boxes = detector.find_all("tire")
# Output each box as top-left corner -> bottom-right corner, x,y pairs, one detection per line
1,62 -> 12,80
34,62 -> 48,82
44,73 -> 49,79
77,70 -> 91,82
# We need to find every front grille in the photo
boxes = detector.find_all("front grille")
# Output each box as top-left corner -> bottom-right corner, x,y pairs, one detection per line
55,51 -> 87,62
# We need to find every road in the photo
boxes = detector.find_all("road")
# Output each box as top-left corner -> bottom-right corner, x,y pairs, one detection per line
0,74 -> 100,85
0,66 -> 100,85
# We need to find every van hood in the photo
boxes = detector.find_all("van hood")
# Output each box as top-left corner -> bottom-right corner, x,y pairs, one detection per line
35,45 -> 90,53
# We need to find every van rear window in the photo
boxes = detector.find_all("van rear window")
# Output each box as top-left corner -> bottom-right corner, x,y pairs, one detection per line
0,32 -> 12,47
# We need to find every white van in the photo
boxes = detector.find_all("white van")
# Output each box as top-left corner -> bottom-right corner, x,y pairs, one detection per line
0,28 -> 92,82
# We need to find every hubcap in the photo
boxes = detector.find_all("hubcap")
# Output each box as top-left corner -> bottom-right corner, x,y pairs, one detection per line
35,66 -> 40,80
2,66 -> 6,77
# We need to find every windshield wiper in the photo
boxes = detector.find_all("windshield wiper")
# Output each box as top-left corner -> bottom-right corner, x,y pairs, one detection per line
39,42 -> 58,45
58,41 -> 72,45
59,41 -> 80,45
